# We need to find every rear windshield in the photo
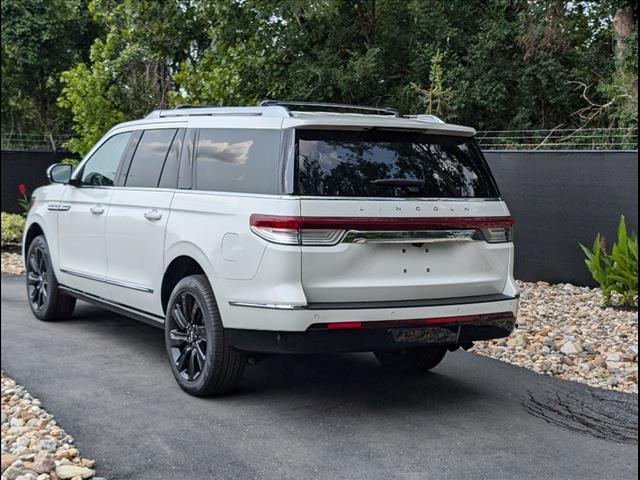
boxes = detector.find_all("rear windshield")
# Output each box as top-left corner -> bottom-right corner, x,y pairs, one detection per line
296,129 -> 499,198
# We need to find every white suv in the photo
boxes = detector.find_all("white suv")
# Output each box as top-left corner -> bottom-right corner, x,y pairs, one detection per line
23,101 -> 519,396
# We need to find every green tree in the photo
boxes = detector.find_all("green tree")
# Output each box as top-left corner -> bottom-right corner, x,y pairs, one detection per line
1,0 -> 97,136
55,0 -> 637,154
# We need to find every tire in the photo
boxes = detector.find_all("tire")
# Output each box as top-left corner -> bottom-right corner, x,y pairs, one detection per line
25,235 -> 76,321
374,346 -> 447,373
164,274 -> 246,396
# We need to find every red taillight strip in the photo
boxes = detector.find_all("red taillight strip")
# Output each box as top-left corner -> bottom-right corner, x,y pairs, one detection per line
308,312 -> 514,331
250,215 -> 513,231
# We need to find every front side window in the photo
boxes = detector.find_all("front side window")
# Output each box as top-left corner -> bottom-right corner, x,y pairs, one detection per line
297,129 -> 500,198
80,132 -> 132,186
125,129 -> 177,188
195,129 -> 280,194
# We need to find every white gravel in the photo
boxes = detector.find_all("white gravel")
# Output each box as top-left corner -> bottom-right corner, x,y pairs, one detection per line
1,253 -> 23,275
1,372 -> 101,480
472,281 -> 638,393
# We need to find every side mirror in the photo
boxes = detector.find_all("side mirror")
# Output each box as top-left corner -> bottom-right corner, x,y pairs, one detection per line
47,163 -> 73,184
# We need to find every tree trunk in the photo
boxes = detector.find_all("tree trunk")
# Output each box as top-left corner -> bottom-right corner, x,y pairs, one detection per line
613,5 -> 634,64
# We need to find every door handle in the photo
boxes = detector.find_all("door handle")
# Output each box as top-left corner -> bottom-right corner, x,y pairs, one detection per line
90,205 -> 105,215
144,210 -> 163,221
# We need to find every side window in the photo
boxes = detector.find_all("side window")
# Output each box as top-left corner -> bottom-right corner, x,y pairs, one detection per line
80,132 -> 132,186
158,129 -> 184,188
195,129 -> 280,194
124,129 -> 177,188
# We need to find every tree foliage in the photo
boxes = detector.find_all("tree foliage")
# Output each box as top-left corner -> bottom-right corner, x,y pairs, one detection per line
2,1 -> 636,155
1,0 -> 98,135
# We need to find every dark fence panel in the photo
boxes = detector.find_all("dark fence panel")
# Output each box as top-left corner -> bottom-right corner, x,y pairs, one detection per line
2,149 -> 638,286
485,150 -> 638,286
1,150 -> 72,213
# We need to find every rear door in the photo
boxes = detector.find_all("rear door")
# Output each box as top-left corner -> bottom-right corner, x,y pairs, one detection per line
104,128 -> 183,316
295,129 -> 513,304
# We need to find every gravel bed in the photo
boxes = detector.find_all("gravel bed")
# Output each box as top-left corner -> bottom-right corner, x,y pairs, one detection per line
472,281 -> 638,394
1,252 -> 24,275
1,372 -> 102,480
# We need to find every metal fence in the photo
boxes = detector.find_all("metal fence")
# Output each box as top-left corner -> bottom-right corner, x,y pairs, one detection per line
2,128 -> 638,152
476,127 -> 638,150
0,133 -> 73,152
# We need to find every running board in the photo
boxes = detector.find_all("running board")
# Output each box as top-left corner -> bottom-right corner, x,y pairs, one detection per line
59,285 -> 164,329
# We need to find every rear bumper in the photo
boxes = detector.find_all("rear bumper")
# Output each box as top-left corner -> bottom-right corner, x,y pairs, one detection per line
221,293 -> 519,332
225,313 -> 516,354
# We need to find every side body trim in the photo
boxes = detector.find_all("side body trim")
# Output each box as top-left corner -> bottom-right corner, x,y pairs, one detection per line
60,268 -> 154,293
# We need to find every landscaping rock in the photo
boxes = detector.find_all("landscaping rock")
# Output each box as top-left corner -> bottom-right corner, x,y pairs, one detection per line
32,452 -> 55,474
1,372 -> 98,479
0,252 -> 24,275
54,465 -> 95,479
472,281 -> 638,393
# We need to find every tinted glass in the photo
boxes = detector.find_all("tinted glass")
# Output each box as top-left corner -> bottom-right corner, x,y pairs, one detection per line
158,129 -> 184,188
80,132 -> 132,186
297,130 -> 499,198
195,129 -> 280,194
125,129 -> 177,188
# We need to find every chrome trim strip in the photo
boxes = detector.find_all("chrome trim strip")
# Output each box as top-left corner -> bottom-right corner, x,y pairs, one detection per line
297,196 -> 502,202
228,301 -> 307,310
343,230 -> 477,244
60,268 -> 103,282
229,294 -> 519,311
107,278 -> 154,293
60,268 -> 153,293
47,203 -> 71,211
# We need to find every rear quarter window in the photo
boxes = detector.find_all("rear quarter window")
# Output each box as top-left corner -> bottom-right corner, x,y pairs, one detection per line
195,129 -> 281,194
296,129 -> 499,198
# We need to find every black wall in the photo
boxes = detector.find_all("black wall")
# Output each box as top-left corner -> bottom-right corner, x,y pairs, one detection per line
1,150 -> 72,214
2,149 -> 638,286
485,150 -> 638,286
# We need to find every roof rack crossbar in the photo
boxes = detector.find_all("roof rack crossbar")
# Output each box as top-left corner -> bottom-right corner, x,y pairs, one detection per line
259,99 -> 400,117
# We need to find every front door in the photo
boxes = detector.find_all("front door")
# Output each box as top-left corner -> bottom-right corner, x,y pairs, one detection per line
57,131 -> 133,298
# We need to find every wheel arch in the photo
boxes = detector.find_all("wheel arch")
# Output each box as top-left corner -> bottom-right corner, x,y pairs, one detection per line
23,221 -> 45,257
162,242 -> 218,315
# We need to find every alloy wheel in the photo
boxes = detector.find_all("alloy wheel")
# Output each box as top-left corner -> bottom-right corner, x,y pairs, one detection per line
26,246 -> 48,311
168,291 -> 208,381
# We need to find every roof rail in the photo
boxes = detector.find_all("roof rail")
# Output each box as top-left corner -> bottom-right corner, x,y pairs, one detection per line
259,100 -> 401,117
146,105 -> 291,119
405,114 -> 445,124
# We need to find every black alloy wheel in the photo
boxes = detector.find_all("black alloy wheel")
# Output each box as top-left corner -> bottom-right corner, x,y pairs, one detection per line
164,275 -> 246,396
27,244 -> 49,311
168,291 -> 208,381
25,235 -> 76,321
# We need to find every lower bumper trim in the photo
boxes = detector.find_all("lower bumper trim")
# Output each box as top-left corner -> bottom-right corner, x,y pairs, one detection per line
225,315 -> 515,354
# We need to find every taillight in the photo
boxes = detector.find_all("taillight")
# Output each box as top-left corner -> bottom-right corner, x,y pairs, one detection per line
250,215 -> 348,246
249,215 -> 513,245
249,215 -> 302,245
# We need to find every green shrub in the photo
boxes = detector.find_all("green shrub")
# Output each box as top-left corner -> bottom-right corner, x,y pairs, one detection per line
580,215 -> 638,308
1,212 -> 26,246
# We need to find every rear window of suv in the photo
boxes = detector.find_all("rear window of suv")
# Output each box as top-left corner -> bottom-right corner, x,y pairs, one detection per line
296,129 -> 499,198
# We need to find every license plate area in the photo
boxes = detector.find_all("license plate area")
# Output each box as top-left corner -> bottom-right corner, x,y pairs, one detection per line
391,326 -> 458,344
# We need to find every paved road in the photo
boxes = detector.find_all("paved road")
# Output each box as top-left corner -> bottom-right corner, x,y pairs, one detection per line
1,275 -> 637,480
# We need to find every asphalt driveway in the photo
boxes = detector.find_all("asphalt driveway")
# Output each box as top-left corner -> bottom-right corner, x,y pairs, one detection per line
1,274 -> 637,480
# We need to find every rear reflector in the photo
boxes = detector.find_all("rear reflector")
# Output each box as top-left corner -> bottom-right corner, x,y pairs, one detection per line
250,214 -> 513,245
308,312 -> 514,331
